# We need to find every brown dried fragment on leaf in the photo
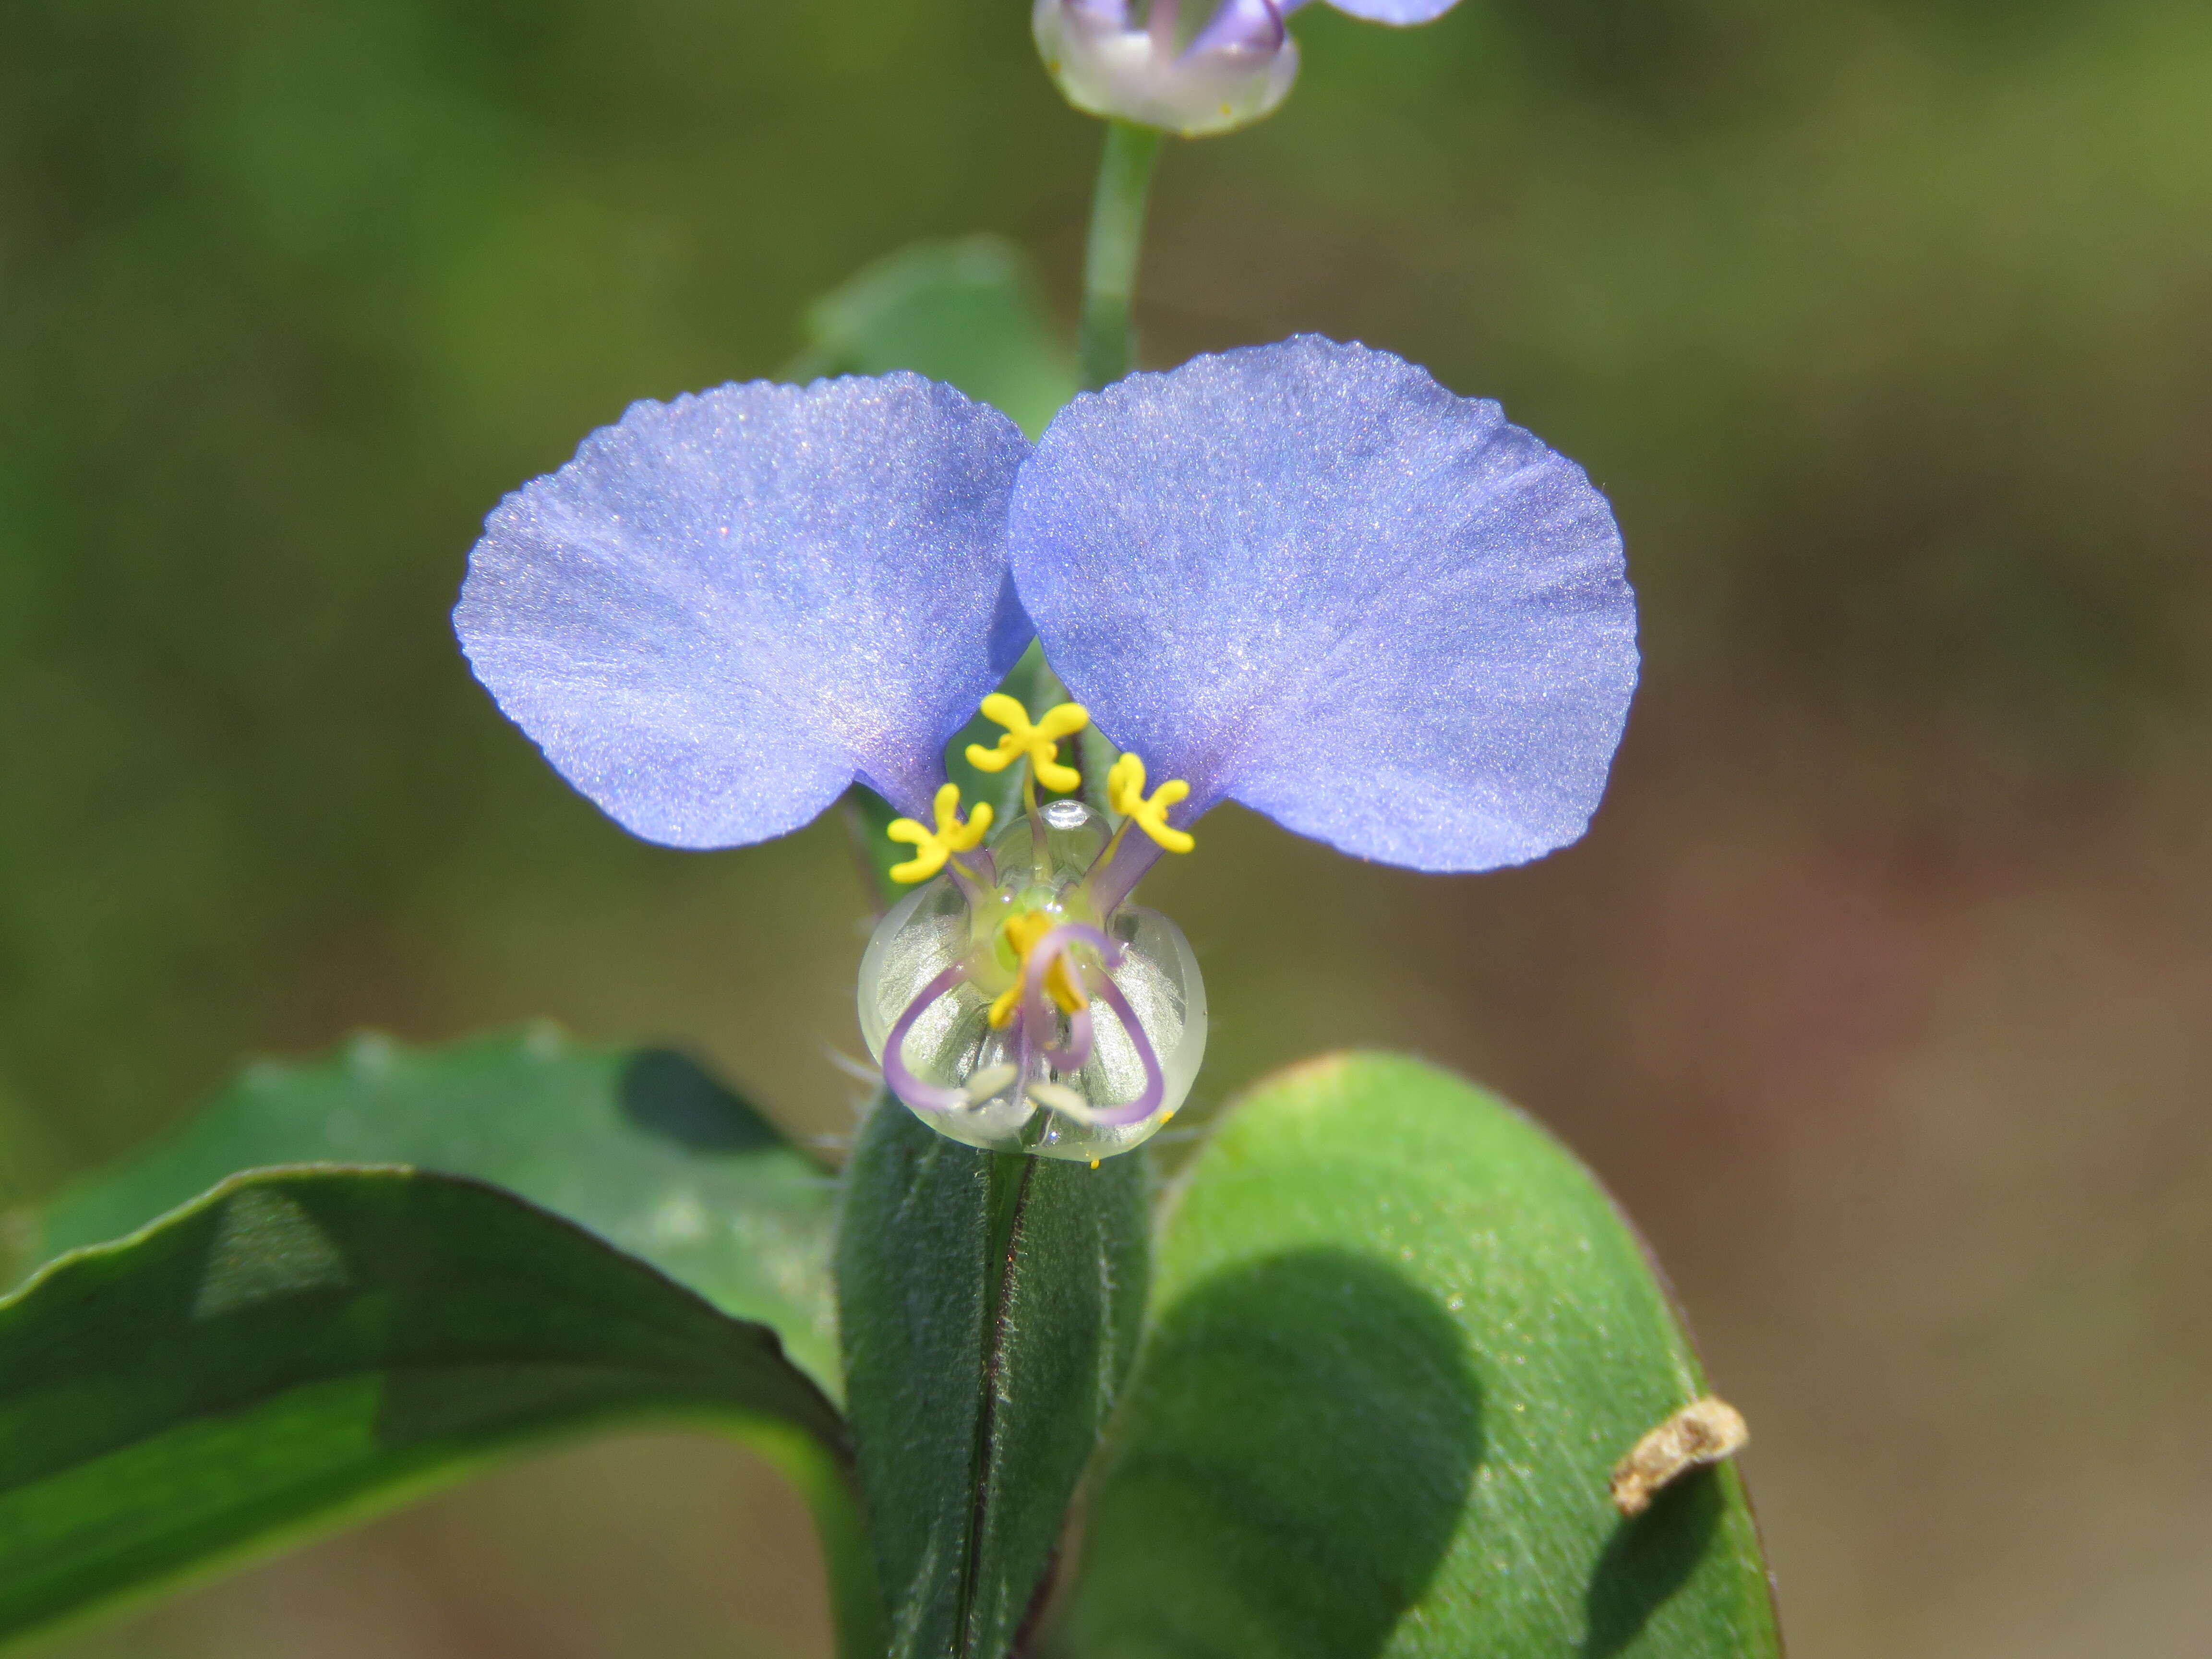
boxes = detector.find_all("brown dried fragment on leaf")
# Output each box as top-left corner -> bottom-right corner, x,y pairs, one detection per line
1609,1396 -> 1749,1517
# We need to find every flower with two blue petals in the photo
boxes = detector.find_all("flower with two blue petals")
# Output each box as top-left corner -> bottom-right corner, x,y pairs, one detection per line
456,335 -> 1637,1160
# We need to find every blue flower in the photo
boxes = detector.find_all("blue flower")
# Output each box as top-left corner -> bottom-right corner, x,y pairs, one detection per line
456,336 -> 1635,1160
1033,0 -> 1465,138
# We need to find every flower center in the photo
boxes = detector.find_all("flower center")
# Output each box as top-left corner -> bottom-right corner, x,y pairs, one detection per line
882,693 -> 1198,890
861,690 -> 1209,1161
988,907 -> 1090,1028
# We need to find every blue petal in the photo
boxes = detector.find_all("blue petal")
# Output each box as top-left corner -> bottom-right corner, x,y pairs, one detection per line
986,570 -> 1037,677
457,374 -> 1031,848
1008,337 -> 1637,874
1283,0 -> 1461,22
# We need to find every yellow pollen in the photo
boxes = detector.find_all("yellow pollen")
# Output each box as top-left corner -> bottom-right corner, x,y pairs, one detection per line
987,909 -> 1089,1028
884,783 -> 992,885
1107,752 -> 1195,854
966,695 -> 1089,794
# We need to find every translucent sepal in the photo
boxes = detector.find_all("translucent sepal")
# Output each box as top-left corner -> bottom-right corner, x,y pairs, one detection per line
1033,0 -> 1299,140
857,800 -> 1206,1161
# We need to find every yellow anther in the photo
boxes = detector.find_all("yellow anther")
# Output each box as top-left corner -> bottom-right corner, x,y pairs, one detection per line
1106,752 -> 1195,854
884,783 -> 992,885
966,695 -> 1089,794
987,909 -> 1088,1028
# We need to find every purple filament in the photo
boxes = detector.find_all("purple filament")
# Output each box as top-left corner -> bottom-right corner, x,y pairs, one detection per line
1020,921 -> 1119,1072
878,911 -> 1171,1132
879,959 -> 975,1114
1077,968 -> 1168,1126
944,844 -> 995,906
1082,825 -> 1167,918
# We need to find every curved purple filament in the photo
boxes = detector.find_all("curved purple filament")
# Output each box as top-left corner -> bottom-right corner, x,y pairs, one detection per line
1018,921 -> 1119,1074
1045,1004 -> 1094,1075
1077,968 -> 1168,1126
880,960 -> 975,1115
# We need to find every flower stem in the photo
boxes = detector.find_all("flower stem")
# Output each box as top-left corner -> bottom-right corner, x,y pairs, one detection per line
1078,120 -> 1164,391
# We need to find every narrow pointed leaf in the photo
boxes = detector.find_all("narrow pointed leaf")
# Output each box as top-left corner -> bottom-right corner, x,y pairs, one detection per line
0,1168 -> 882,1657
1058,1052 -> 1781,1659
24,1031 -> 839,1389
837,1098 -> 1147,1659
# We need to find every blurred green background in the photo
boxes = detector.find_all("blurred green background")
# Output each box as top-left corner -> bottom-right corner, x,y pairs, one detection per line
3,0 -> 2209,1653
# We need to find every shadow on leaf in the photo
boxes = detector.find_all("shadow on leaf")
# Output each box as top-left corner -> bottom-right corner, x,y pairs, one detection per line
617,1049 -> 782,1154
1581,1467 -> 1726,1658
1057,1248 -> 1480,1659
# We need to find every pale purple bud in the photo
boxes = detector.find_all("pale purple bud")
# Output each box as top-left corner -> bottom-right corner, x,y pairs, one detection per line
1033,0 -> 1299,139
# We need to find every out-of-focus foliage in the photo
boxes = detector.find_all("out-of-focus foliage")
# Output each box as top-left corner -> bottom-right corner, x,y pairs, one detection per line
789,236 -> 1076,441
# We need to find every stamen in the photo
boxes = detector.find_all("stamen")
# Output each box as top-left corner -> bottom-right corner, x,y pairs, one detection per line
1018,921 -> 1114,1072
1107,751 -> 1195,854
885,782 -> 992,885
1078,969 -> 1169,1126
988,910 -> 1089,1029
1043,1001 -> 1094,1075
966,694 -> 1090,794
961,1063 -> 1019,1105
1027,1080 -> 1096,1118
879,961 -> 974,1114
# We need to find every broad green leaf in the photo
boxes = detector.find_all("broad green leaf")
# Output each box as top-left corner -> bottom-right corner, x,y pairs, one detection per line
789,235 -> 1078,440
1058,1053 -> 1782,1659
25,1030 -> 840,1390
0,1168 -> 882,1658
837,1097 -> 1147,1659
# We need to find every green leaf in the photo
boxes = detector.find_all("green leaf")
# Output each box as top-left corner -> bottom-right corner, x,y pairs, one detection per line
790,235 -> 1077,440
837,1098 -> 1148,1659
1057,1053 -> 1782,1659
0,1167 -> 883,1658
25,1030 -> 840,1391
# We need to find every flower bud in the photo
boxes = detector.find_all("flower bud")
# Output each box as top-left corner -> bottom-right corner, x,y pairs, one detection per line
1033,0 -> 1299,140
